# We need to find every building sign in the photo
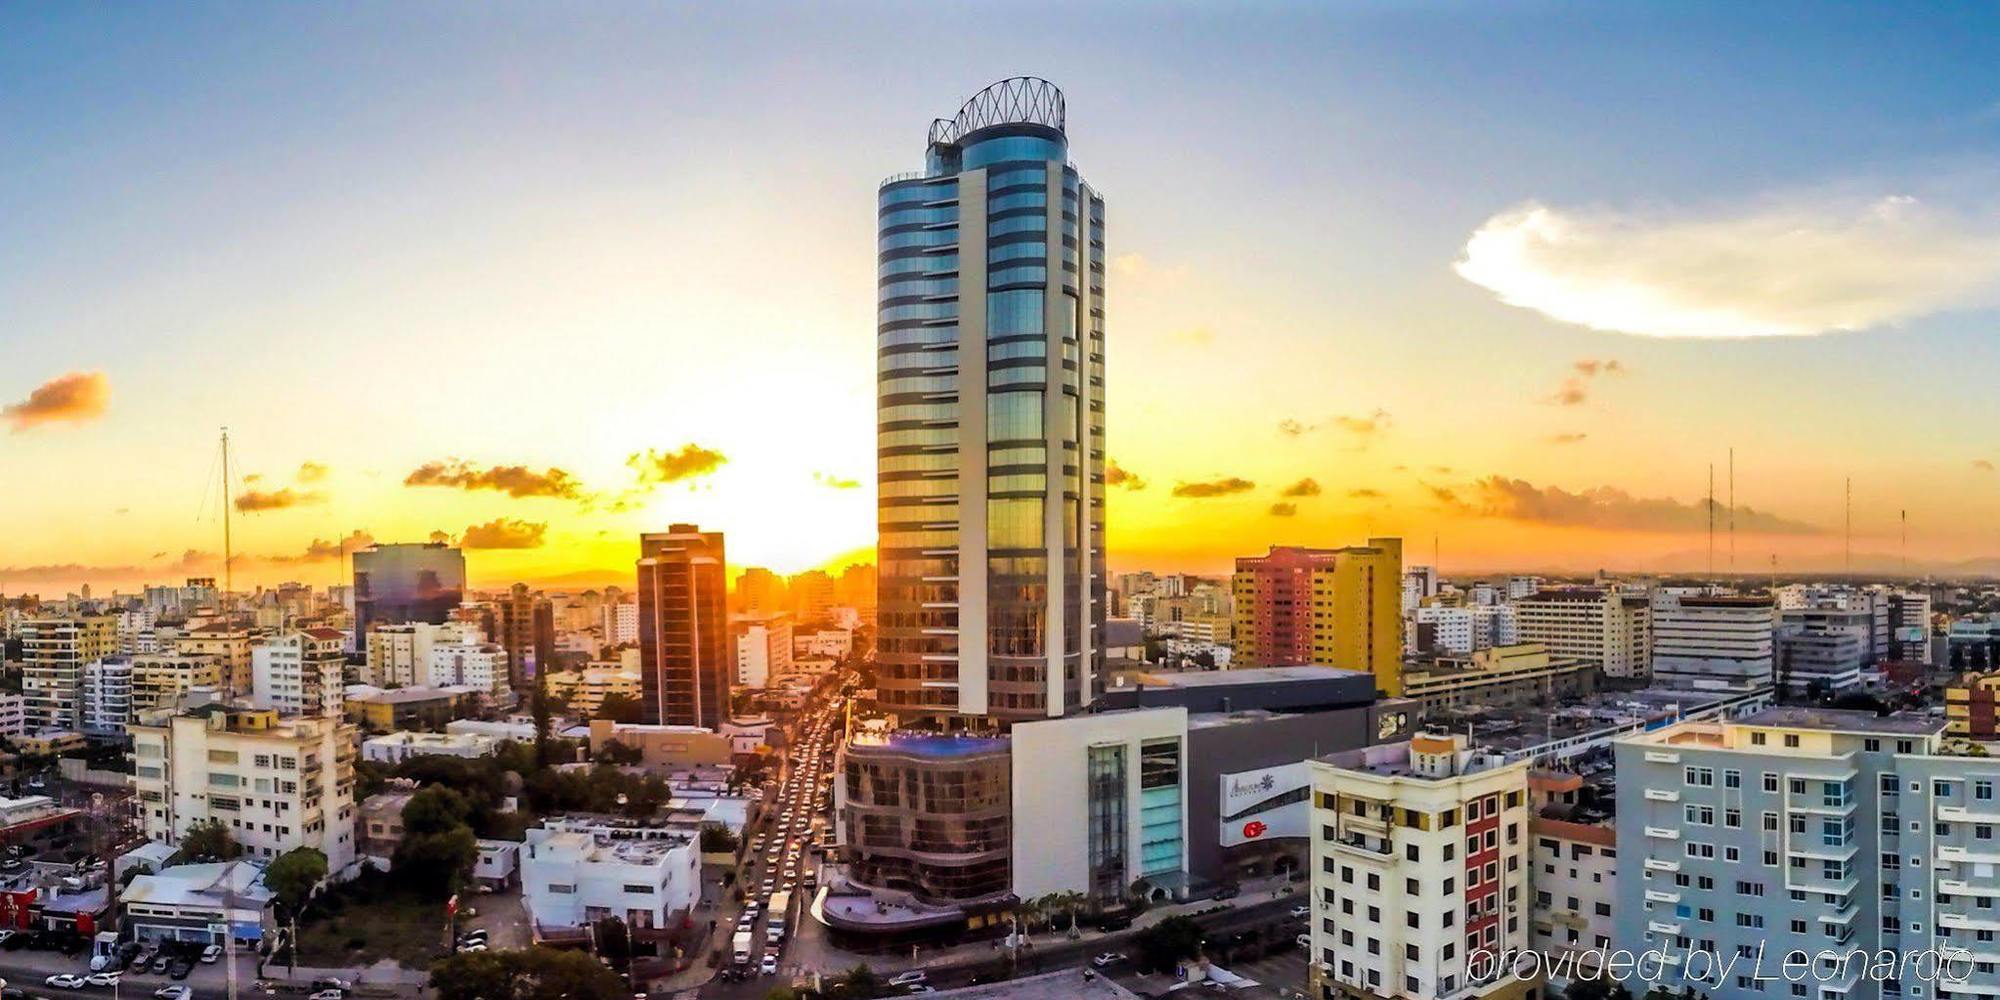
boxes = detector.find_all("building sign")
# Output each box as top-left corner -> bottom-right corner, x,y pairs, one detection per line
0,889 -> 35,929
1371,704 -> 1414,743
1219,763 -> 1311,847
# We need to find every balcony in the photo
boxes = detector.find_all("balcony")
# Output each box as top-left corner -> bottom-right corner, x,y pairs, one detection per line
1330,833 -> 1394,858
1644,889 -> 1681,904
1643,858 -> 1681,873
1643,826 -> 1681,840
1647,920 -> 1683,935
1644,751 -> 1681,764
1939,804 -> 2000,824
1643,789 -> 1680,803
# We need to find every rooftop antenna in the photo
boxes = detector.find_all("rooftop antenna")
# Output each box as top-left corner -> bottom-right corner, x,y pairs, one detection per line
220,427 -> 234,622
1844,477 -> 1852,576
1901,509 -> 1908,580
1707,463 -> 1716,591
1728,447 -> 1735,575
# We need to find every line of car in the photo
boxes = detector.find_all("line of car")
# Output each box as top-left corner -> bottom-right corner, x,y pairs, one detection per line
726,689 -> 846,981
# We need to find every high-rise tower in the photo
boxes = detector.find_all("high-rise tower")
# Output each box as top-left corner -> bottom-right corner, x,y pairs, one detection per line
636,524 -> 727,729
874,76 -> 1107,728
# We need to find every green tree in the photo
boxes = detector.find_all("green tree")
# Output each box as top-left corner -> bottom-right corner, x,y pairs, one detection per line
592,915 -> 630,967
828,964 -> 888,1000
173,818 -> 242,863
396,786 -> 480,897
699,823 -> 740,854
429,946 -> 628,1000
595,692 -> 643,724
596,739 -> 642,766
1132,914 -> 1204,973
264,847 -> 328,920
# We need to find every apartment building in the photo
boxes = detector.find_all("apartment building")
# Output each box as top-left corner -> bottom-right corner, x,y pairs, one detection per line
81,656 -> 134,735
0,694 -> 26,739
1513,588 -> 1651,680
130,705 -> 359,875
730,612 -> 792,689
251,628 -> 346,718
1413,605 -> 1518,656
131,652 -> 225,712
543,665 -> 642,718
1775,605 -> 1871,696
1649,593 -> 1774,693
20,615 -> 118,731
1946,672 -> 2000,740
1525,770 -> 1615,982
1613,708 -> 1957,1000
364,621 -> 478,688
1308,733 -> 1535,1000
1234,539 -> 1404,695
427,636 -> 507,695
176,622 -> 254,700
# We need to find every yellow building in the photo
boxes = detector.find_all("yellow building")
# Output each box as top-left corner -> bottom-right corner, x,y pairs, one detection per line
1232,537 -> 1403,695
131,653 -> 225,712
176,624 -> 254,700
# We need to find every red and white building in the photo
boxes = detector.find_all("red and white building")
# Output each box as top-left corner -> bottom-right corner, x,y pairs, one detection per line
1308,733 -> 1537,1000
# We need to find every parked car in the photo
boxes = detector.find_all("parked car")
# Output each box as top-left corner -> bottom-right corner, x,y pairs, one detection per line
153,988 -> 193,1000
308,991 -> 347,1000
168,958 -> 195,980
84,972 -> 121,987
150,953 -> 173,973
1092,952 -> 1124,967
888,971 -> 929,987
312,978 -> 352,991
1290,905 -> 1309,918
43,973 -> 87,989
1213,884 -> 1240,899
201,944 -> 222,963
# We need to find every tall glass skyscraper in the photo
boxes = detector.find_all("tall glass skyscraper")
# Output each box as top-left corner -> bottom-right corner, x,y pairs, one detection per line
874,77 -> 1108,728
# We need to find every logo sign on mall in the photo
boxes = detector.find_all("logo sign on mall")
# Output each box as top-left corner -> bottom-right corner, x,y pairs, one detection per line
1242,820 -> 1268,839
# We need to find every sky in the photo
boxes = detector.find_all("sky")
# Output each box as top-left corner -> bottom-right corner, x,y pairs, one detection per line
5,2 -> 2000,592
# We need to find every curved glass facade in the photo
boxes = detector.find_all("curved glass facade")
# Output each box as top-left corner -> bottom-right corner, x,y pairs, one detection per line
874,82 -> 1106,728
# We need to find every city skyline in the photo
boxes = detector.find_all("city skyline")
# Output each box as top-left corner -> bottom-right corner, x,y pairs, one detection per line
9,4 -> 2000,592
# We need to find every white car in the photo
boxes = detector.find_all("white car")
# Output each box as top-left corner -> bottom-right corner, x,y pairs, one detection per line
309,992 -> 348,1000
45,973 -> 88,989
201,944 -> 223,962
1290,905 -> 1309,918
889,970 -> 929,987
760,954 -> 779,976
456,941 -> 487,953
86,972 -> 122,987
1092,952 -> 1124,967
154,988 -> 194,1000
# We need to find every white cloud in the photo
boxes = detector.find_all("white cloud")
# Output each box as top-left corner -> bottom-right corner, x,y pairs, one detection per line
1454,194 -> 2000,338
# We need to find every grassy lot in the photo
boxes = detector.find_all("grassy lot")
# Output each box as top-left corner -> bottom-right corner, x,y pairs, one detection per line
292,878 -> 452,969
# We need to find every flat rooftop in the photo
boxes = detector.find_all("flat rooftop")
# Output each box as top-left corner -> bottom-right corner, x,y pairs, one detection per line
1115,665 -> 1370,688
846,731 -> 1010,759
930,968 -> 1142,1000
1736,706 -> 1944,736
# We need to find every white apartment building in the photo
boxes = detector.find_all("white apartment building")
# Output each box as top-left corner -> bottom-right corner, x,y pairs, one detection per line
21,615 -> 118,731
1403,567 -> 1440,616
601,601 -> 638,647
1514,588 -> 1652,679
1506,576 -> 1542,600
544,665 -> 642,718
1525,771 -> 1615,983
176,624 -> 253,700
364,621 -> 478,688
521,817 -> 702,935
130,705 -> 359,876
1648,592 -> 1774,693
0,694 -> 26,739
1414,605 -> 1516,655
82,657 -> 134,736
793,627 -> 853,659
251,628 -> 346,718
1308,733 -> 1534,1000
731,613 -> 793,689
131,652 -> 226,712
427,638 -> 507,695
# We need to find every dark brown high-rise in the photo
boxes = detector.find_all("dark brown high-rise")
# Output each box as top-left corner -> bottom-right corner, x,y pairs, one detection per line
496,582 -> 555,692
636,524 -> 727,728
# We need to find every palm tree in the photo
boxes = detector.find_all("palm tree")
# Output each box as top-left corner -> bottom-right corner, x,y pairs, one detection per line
1047,890 -> 1088,934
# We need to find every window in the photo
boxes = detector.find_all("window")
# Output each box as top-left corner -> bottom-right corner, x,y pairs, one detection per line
1784,734 -> 1801,748
1763,773 -> 1779,793
1751,732 -> 1767,746
1979,780 -> 1995,802
1686,767 -> 1715,787
1724,769 -> 1742,789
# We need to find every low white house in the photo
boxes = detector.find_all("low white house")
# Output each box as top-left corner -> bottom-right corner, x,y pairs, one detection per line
521,817 -> 701,938
360,730 -> 498,764
475,838 -> 521,890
